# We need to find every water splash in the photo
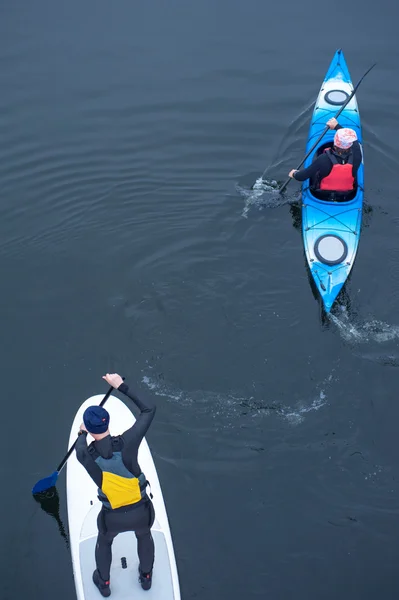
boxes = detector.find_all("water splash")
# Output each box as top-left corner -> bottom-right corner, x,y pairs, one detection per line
142,375 -> 186,403
141,370 -> 333,426
280,389 -> 327,425
142,375 -> 248,418
236,178 -> 297,218
329,310 -> 399,344
278,371 -> 335,425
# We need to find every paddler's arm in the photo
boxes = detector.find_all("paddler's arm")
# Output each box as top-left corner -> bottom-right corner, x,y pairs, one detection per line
118,382 -> 156,445
289,117 -> 341,182
75,430 -> 103,487
289,158 -> 324,182
328,118 -> 342,131
101,373 -> 156,446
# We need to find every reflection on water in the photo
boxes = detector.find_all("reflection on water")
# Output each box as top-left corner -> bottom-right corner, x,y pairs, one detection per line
33,487 -> 69,549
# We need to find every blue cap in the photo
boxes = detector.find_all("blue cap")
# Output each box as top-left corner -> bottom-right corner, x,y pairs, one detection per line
83,405 -> 110,434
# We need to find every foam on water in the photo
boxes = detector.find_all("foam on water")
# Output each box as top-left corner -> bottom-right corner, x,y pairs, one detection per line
277,371 -> 334,425
236,178 -> 297,218
279,389 -> 327,426
141,370 -> 334,427
329,309 -> 399,344
141,375 -> 187,403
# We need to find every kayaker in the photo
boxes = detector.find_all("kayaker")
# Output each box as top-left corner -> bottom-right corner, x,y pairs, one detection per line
75,373 -> 156,597
288,118 -> 362,193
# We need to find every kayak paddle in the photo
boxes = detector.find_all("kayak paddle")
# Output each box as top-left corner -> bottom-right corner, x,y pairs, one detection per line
32,384 -> 114,494
278,61 -> 376,194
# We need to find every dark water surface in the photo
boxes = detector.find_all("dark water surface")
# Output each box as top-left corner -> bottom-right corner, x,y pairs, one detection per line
2,1 -> 399,599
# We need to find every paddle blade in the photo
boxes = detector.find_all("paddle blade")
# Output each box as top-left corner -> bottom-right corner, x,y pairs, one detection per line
32,471 -> 59,495
32,486 -> 70,549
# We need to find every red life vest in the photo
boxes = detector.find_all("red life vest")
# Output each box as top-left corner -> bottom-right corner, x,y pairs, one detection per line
319,149 -> 354,192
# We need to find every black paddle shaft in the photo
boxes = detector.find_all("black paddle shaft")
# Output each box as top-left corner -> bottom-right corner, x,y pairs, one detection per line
56,385 -> 114,472
278,62 -> 376,195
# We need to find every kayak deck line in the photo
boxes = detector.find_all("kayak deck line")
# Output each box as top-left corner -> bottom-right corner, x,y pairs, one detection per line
303,205 -> 360,235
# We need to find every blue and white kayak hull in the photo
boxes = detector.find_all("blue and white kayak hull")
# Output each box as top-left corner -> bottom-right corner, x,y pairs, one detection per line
301,49 -> 363,313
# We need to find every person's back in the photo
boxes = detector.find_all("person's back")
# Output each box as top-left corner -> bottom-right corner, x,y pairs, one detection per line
86,428 -> 149,510
318,146 -> 355,192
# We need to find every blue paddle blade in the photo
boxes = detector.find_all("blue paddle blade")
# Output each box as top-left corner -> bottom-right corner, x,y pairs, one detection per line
32,471 -> 59,495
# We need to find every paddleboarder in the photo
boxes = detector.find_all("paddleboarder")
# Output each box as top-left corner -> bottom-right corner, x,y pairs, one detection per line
75,373 -> 156,597
288,118 -> 362,193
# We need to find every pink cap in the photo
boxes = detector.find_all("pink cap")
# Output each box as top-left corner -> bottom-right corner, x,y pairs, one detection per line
334,128 -> 357,150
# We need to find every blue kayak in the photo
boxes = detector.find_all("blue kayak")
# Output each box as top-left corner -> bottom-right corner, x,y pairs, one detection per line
301,49 -> 363,313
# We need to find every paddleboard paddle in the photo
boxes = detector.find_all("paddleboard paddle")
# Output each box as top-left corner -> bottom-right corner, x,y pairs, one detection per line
32,384 -> 115,495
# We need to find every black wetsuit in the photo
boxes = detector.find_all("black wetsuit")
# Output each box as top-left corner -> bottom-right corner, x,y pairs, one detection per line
293,124 -> 362,188
75,383 -> 156,581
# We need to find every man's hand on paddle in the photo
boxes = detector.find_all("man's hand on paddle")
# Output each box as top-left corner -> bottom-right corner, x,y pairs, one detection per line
103,373 -> 124,389
288,117 -> 338,177
327,118 -> 338,129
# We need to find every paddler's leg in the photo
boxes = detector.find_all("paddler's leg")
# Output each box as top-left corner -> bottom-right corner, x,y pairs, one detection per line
136,530 -> 155,590
94,502 -> 155,590
93,508 -> 115,594
95,529 -> 115,582
136,526 -> 155,573
136,500 -> 155,590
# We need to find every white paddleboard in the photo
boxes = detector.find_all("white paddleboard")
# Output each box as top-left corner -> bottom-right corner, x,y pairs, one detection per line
66,394 -> 181,600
